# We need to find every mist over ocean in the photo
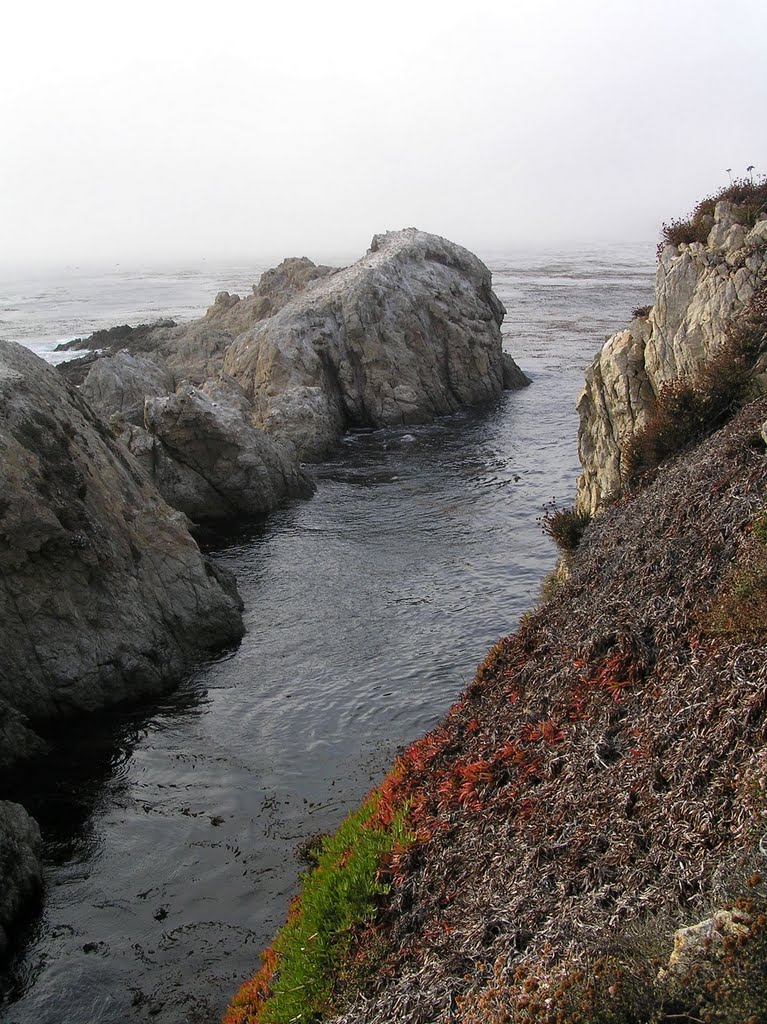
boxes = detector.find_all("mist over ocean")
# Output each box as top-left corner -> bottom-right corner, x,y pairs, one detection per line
0,244 -> 655,1023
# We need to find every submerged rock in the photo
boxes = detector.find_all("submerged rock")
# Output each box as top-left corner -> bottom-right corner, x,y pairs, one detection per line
224,229 -> 529,460
0,340 -> 244,763
0,801 -> 42,959
577,202 -> 767,512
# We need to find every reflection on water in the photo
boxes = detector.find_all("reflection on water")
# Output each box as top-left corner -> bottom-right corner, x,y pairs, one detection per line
0,246 -> 655,1023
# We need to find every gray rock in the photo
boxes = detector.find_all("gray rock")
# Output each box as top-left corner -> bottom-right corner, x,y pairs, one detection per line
0,801 -> 42,959
203,257 -> 340,337
80,350 -> 176,425
0,340 -> 243,763
138,383 -> 313,522
224,229 -> 528,460
577,199 -> 767,512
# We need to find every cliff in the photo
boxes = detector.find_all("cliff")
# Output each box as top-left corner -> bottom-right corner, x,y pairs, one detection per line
224,187 -> 767,1024
577,192 -> 767,512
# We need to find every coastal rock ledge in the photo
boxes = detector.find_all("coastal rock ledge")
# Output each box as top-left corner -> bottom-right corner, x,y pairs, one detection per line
0,802 -> 42,959
0,339 -> 244,763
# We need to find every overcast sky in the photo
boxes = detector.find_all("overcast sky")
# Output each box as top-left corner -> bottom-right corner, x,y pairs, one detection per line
2,0 -> 765,270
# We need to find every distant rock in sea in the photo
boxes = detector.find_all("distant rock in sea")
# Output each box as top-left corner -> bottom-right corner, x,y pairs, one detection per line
224,229 -> 530,460
61,229 -> 529,514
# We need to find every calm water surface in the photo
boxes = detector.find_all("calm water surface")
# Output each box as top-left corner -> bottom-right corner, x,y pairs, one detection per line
0,245 -> 655,1023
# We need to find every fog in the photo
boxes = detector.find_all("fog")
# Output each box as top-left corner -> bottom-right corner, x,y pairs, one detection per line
2,0 -> 765,270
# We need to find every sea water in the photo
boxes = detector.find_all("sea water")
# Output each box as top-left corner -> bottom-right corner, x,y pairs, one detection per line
0,245 -> 654,1023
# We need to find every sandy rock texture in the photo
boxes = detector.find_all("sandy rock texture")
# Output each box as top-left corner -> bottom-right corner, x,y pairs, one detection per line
0,801 -> 43,959
224,229 -> 529,460
0,340 -> 244,760
577,202 -> 767,512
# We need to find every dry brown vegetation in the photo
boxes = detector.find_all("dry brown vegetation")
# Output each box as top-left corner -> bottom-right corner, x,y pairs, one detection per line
227,394 -> 767,1023
661,176 -> 767,249
623,285 -> 767,486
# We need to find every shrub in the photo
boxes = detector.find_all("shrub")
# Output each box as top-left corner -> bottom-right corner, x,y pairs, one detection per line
660,175 -> 767,251
623,286 -> 767,485
225,795 -> 413,1024
631,304 -> 652,320
540,504 -> 591,554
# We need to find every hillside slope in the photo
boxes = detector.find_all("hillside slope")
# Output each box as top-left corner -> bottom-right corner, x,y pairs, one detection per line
226,401 -> 767,1024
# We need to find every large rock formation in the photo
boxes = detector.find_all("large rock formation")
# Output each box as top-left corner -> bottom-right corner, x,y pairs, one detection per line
0,340 -> 244,756
224,229 -> 528,460
0,801 -> 43,959
577,202 -> 767,512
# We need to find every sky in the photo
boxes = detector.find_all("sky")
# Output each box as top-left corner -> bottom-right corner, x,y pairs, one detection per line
2,0 -> 766,270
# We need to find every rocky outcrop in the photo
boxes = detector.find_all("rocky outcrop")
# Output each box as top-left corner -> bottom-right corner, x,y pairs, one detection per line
124,380 -> 313,523
0,340 -> 244,762
57,258 -> 340,385
80,350 -> 176,425
224,229 -> 529,460
0,801 -> 43,959
203,257 -> 339,337
577,201 -> 767,512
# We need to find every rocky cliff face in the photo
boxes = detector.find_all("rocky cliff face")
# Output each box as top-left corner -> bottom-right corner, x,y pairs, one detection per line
0,802 -> 42,959
0,340 -> 244,754
577,201 -> 767,512
224,229 -> 528,460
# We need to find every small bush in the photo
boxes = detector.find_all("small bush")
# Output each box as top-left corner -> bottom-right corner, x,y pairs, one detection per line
660,175 -> 767,251
540,504 -> 591,554
631,304 -> 652,320
623,286 -> 767,484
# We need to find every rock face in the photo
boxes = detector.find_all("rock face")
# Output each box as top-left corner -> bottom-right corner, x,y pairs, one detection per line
78,354 -> 312,525
203,257 -> 340,337
0,340 -> 244,757
577,202 -> 767,513
127,380 -> 313,523
80,350 -> 176,425
224,229 -> 529,460
0,801 -> 43,958
57,258 -> 340,385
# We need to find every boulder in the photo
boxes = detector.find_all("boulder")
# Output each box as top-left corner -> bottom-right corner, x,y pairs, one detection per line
0,801 -> 43,959
0,340 -> 244,763
134,382 -> 313,523
224,229 -> 529,460
577,203 -> 767,512
80,350 -> 176,425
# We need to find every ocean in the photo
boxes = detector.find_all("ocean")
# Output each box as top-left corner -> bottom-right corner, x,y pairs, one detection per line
0,244 -> 655,1023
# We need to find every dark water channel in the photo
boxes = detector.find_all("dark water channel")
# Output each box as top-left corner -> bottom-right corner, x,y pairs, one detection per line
0,247 -> 655,1023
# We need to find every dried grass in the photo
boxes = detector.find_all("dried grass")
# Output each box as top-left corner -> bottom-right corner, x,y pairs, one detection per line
324,398 -> 767,1024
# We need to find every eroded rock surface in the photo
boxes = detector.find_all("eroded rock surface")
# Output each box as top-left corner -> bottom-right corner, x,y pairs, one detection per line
0,801 -> 42,959
224,229 -> 529,460
81,351 -> 176,425
133,381 -> 313,522
577,202 -> 767,512
0,340 -> 243,759
57,258 -> 340,384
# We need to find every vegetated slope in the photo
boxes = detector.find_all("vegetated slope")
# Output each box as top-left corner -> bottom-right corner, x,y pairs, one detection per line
227,396 -> 767,1024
